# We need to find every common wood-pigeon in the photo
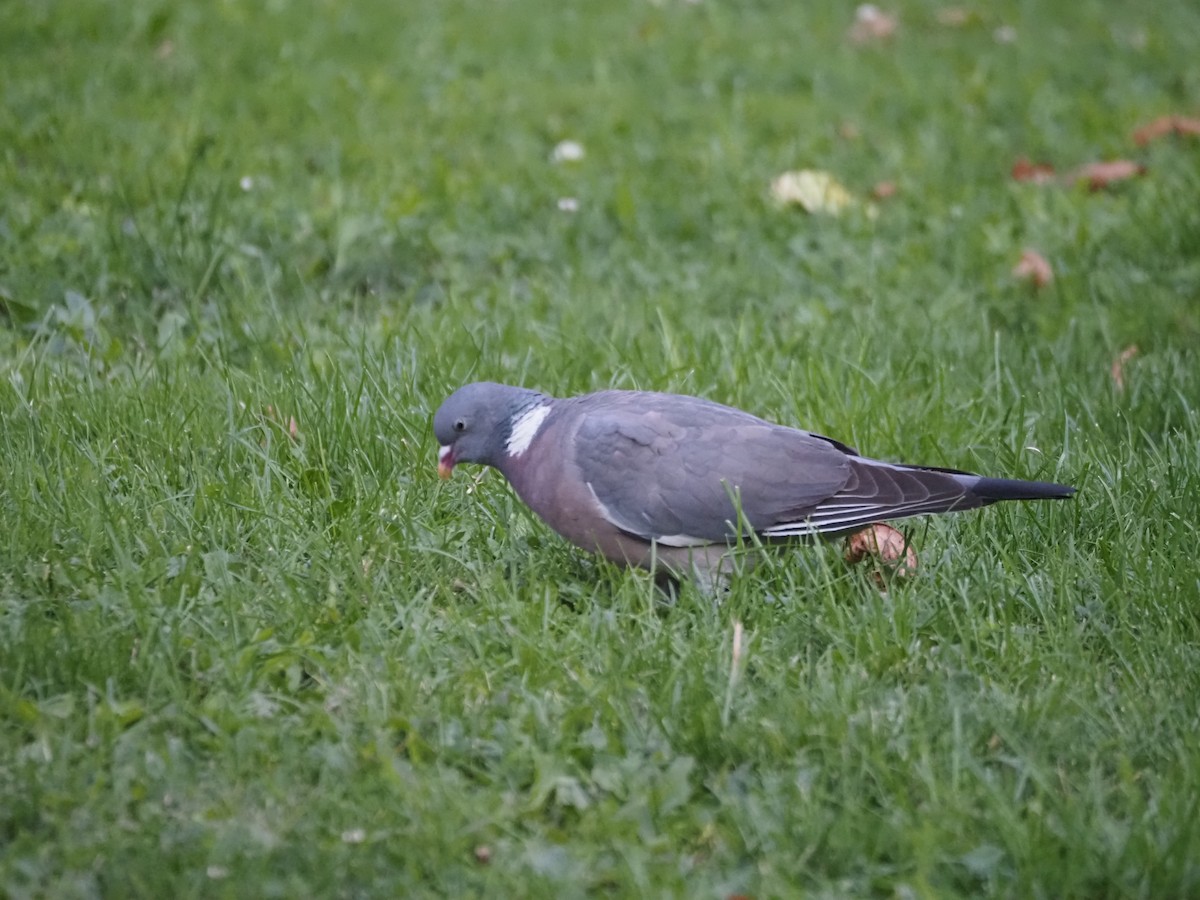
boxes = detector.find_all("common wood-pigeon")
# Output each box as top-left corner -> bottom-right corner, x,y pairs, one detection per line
434,382 -> 1074,579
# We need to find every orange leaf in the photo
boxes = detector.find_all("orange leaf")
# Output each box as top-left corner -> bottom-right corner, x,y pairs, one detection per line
1012,249 -> 1053,289
1072,160 -> 1146,191
1011,158 -> 1056,184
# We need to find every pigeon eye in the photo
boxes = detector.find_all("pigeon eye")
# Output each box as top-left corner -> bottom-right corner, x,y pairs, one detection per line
453,419 -> 466,432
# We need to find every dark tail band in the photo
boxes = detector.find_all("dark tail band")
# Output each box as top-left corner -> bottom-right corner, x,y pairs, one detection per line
970,477 -> 1075,502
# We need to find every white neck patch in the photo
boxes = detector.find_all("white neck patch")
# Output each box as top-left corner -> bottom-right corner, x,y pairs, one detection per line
506,404 -> 551,457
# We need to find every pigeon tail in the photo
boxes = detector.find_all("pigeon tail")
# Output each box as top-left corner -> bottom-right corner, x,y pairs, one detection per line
967,476 -> 1075,502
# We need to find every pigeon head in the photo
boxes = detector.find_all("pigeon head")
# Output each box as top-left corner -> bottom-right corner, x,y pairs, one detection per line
433,382 -> 546,478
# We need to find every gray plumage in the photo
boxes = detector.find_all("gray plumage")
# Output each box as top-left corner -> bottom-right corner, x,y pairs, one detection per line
433,382 -> 1074,578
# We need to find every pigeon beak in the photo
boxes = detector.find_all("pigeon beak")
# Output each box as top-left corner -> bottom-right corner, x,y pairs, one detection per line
437,445 -> 456,479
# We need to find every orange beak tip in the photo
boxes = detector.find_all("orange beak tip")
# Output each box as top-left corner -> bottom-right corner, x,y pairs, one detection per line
438,461 -> 454,480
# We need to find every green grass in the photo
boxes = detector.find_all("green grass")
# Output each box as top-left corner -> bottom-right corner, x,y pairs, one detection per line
3,0 -> 1200,896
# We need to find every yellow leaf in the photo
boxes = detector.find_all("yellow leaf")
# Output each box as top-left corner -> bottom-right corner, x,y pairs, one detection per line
770,170 -> 857,216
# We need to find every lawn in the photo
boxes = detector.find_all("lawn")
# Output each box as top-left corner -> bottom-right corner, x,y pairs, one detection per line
3,0 -> 1200,896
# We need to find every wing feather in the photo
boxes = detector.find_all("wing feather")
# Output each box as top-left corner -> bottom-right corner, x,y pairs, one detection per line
572,392 -> 852,543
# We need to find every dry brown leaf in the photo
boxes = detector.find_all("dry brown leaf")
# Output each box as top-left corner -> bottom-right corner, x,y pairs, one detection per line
844,523 -> 918,588
1013,249 -> 1053,289
993,25 -> 1017,44
260,405 -> 301,442
1119,27 -> 1149,50
1072,159 -> 1146,191
837,121 -> 862,141
936,7 -> 975,27
1111,345 -> 1139,392
1132,115 -> 1200,146
1133,116 -> 1178,146
871,180 -> 898,200
848,5 -> 898,43
1011,158 -> 1056,184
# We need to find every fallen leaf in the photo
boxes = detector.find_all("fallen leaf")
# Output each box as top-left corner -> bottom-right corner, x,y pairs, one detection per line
844,523 -> 918,588
1011,158 -> 1056,184
1132,115 -> 1200,146
848,4 -> 898,43
1117,27 -> 1149,50
1110,345 -> 1139,392
1012,249 -> 1053,289
870,180 -> 898,200
1133,116 -> 1177,145
770,170 -> 857,215
259,405 -> 301,442
936,7 -> 976,27
837,121 -> 862,140
1072,159 -> 1146,191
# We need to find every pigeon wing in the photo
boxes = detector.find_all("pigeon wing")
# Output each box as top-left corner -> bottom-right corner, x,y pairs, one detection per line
571,394 -> 854,544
